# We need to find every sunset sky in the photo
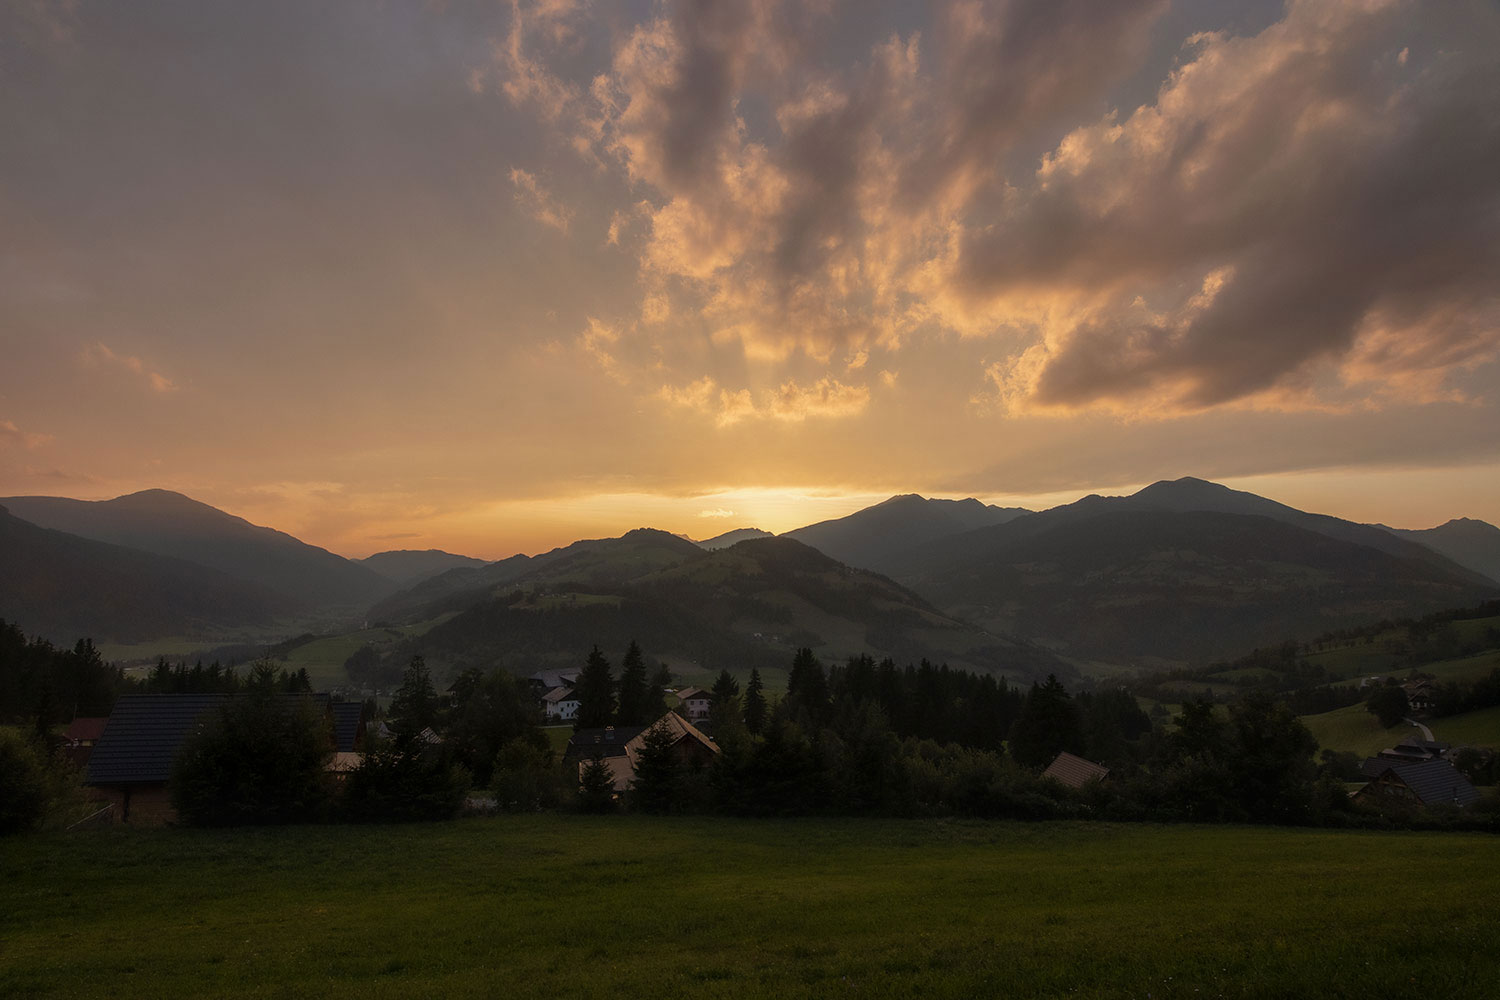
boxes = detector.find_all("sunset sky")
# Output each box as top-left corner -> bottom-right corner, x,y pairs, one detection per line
3,0 -> 1498,559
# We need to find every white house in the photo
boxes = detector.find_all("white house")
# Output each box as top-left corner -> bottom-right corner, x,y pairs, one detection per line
542,686 -> 581,722
674,686 -> 712,722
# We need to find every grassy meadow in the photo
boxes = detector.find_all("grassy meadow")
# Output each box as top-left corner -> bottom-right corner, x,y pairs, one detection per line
3,817 -> 1497,999
1302,702 -> 1500,758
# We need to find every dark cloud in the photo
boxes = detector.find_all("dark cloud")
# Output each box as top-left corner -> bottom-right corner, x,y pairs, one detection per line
963,0 -> 1500,411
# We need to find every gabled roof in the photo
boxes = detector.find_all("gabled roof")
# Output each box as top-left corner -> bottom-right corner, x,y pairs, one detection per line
87,692 -> 340,786
1042,751 -> 1110,789
543,686 -> 579,705
675,686 -> 710,701
86,694 -> 230,785
623,712 -> 719,762
572,713 -> 719,790
566,725 -> 648,759
1360,759 -> 1479,808
530,669 -> 581,689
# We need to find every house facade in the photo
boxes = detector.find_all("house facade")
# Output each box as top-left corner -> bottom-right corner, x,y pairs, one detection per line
674,686 -> 712,722
568,712 -> 719,792
542,686 -> 581,722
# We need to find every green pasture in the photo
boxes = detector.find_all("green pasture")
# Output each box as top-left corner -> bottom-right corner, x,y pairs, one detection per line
280,616 -> 458,689
1432,704 -> 1500,749
3,817 -> 1497,1000
1301,703 -> 1412,758
1416,650 -> 1500,685
1303,702 -> 1500,757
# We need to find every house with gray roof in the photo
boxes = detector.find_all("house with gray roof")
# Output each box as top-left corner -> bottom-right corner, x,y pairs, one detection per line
86,692 -> 362,823
1353,758 -> 1479,811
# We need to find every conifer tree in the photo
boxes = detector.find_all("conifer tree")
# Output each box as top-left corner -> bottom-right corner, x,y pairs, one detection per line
743,667 -> 768,736
573,646 -> 616,729
616,640 -> 651,725
711,668 -> 740,704
389,656 -> 440,738
1007,674 -> 1081,768
577,755 -> 617,813
786,648 -> 830,725
630,719 -> 680,814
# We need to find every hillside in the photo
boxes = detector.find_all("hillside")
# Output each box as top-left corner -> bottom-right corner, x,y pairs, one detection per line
398,536 -> 1065,682
368,529 -> 704,625
1,490 -> 392,610
783,494 -> 1030,575
906,509 -> 1498,666
895,478 -> 1492,586
0,505 -> 295,642
1383,518 -> 1500,585
695,528 -> 774,550
358,549 -> 488,587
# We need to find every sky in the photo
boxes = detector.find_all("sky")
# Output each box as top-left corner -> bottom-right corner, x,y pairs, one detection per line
2,0 -> 1498,560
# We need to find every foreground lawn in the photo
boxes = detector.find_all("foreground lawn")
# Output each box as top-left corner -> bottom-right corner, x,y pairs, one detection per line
3,817 -> 1496,999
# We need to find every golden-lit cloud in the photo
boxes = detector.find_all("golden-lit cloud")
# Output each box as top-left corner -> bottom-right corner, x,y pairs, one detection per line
509,167 -> 573,233
78,342 -> 177,393
0,418 -> 53,451
959,0 -> 1500,415
658,375 -> 870,427
4,0 -> 1500,556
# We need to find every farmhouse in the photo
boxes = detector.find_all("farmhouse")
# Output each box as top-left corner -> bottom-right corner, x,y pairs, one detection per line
1042,751 -> 1110,789
86,692 -> 365,824
674,686 -> 713,722
1376,736 -> 1450,763
568,712 -> 719,792
542,686 -> 581,722
1353,758 -> 1479,810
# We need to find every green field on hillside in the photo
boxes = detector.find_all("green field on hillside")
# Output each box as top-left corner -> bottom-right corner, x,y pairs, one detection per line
1432,704 -> 1500,748
1301,703 -> 1409,758
1303,702 -> 1500,757
3,818 -> 1497,999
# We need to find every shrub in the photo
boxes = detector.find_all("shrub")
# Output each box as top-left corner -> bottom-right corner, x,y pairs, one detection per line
0,730 -> 50,834
170,693 -> 334,826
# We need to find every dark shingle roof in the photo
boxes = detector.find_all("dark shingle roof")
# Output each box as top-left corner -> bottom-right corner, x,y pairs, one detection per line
1362,759 -> 1480,808
86,694 -> 229,786
1043,751 -> 1110,788
331,701 -> 364,752
564,725 -> 647,760
88,692 -> 343,785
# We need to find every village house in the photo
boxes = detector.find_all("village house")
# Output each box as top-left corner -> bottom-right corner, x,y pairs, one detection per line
542,685 -> 580,722
673,686 -> 712,722
1375,736 -> 1450,763
1353,758 -> 1479,811
1401,679 -> 1435,713
566,712 -> 719,792
86,692 -> 365,824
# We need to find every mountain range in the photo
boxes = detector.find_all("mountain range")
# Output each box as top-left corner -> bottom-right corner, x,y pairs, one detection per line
1,479 -> 1496,674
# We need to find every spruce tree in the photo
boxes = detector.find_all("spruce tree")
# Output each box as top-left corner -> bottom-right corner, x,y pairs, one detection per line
573,646 -> 616,729
577,755 -> 618,813
786,648 -> 830,726
630,719 -> 680,814
743,667 -> 768,736
1007,674 -> 1081,768
711,668 -> 740,704
616,640 -> 651,725
389,656 -> 440,739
